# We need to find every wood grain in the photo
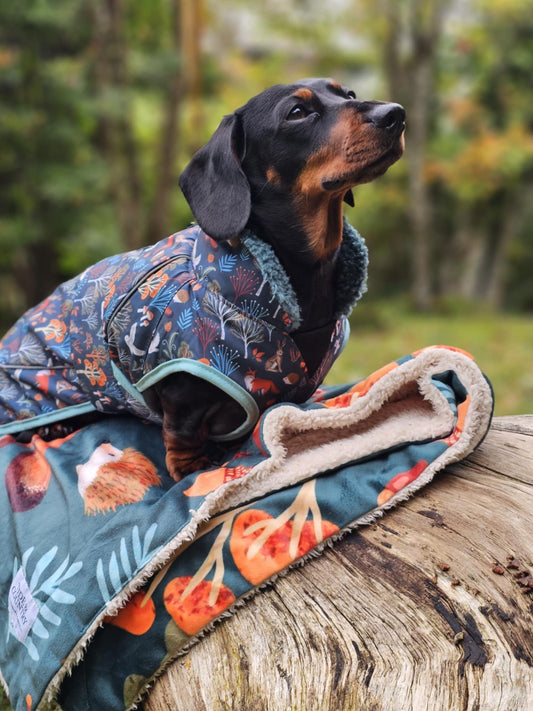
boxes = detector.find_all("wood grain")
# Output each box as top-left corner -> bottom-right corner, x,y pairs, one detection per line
143,416 -> 533,711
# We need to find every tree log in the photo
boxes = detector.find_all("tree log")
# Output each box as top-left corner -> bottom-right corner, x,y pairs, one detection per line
144,416 -> 533,711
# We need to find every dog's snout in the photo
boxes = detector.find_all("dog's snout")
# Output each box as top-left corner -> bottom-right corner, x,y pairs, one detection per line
365,103 -> 405,132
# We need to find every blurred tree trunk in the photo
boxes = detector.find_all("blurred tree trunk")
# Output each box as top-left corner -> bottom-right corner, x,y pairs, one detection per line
381,0 -> 445,310
457,220 -> 486,302
437,180 -> 533,307
438,183 -> 531,308
89,0 -> 192,247
480,183 -> 533,308
181,0 -> 205,153
89,0 -> 143,251
437,207 -> 475,298
146,0 -> 184,242
12,241 -> 61,312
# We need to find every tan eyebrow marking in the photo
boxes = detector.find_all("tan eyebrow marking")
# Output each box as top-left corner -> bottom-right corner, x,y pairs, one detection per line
266,167 -> 281,186
293,88 -> 314,102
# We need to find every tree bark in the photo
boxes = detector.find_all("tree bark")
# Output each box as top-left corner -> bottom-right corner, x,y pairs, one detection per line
144,416 -> 533,711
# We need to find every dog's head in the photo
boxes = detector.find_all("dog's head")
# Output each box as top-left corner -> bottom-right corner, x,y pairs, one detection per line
179,78 -> 405,248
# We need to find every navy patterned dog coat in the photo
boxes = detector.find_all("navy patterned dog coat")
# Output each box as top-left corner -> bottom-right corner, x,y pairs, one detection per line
0,221 -> 367,440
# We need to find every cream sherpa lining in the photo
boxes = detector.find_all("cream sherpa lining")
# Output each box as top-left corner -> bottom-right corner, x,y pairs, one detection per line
37,347 -> 493,711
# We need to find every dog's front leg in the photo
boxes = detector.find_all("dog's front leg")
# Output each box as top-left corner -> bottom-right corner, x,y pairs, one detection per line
143,373 -> 246,482
161,428 -> 212,482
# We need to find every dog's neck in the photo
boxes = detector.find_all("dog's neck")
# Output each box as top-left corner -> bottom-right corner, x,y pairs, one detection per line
246,191 -> 346,333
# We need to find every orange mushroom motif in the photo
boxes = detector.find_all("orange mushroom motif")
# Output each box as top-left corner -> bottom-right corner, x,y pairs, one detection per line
160,481 -> 339,636
376,459 -> 428,506
3,431 -> 78,512
230,483 -> 339,585
104,591 -> 156,636
322,361 -> 399,409
164,577 -> 236,636
183,463 -> 252,497
441,396 -> 470,446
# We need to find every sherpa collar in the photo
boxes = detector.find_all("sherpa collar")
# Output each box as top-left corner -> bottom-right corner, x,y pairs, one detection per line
240,218 -> 368,331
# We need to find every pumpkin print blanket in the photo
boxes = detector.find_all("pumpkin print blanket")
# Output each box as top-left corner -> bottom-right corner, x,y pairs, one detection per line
0,346 -> 493,711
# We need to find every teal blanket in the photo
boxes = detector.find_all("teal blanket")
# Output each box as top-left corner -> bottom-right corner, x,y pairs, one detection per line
0,346 -> 493,711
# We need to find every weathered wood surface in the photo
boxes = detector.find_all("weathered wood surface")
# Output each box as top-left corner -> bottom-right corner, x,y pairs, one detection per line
144,416 -> 533,711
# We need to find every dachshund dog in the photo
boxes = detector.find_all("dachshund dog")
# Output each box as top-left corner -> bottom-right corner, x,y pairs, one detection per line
0,79 -> 405,480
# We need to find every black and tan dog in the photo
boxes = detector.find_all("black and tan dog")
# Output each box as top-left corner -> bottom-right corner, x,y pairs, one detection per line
155,78 -> 405,473
0,78 -> 404,480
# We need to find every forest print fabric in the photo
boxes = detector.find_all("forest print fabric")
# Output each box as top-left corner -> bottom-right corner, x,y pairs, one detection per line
0,221 -> 367,440
0,346 -> 493,711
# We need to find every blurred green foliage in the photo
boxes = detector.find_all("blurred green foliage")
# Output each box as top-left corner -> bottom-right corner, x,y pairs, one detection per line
1,0 -> 532,324
0,7 -> 530,709
0,0 -> 533,709
0,0 -> 532,327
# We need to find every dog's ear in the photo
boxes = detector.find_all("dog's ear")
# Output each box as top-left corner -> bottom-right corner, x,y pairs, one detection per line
179,113 -> 251,241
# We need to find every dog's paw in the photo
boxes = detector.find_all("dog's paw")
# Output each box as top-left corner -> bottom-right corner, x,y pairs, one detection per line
165,447 -> 212,482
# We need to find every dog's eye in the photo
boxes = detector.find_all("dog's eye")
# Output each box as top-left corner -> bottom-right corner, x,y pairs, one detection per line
287,104 -> 310,121
346,90 -> 356,100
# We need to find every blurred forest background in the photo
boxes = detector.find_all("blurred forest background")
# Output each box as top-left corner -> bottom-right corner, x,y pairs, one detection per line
0,0 -> 532,418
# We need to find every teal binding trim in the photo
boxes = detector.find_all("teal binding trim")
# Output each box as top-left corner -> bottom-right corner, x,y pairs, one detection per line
135,359 -> 260,442
111,361 -> 147,407
0,401 -> 98,435
338,316 -> 351,354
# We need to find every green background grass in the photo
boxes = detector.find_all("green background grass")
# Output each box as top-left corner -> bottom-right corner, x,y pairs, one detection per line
328,303 -> 533,416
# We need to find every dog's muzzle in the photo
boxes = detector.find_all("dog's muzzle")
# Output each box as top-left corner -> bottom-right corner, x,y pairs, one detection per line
364,103 -> 406,135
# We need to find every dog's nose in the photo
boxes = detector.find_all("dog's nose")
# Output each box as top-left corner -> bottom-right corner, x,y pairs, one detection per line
365,103 -> 406,132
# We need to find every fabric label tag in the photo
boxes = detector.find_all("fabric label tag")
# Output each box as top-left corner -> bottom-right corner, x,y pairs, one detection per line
8,568 -> 39,643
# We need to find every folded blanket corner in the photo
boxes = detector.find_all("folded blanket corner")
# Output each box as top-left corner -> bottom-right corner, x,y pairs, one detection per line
0,344 -> 494,711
